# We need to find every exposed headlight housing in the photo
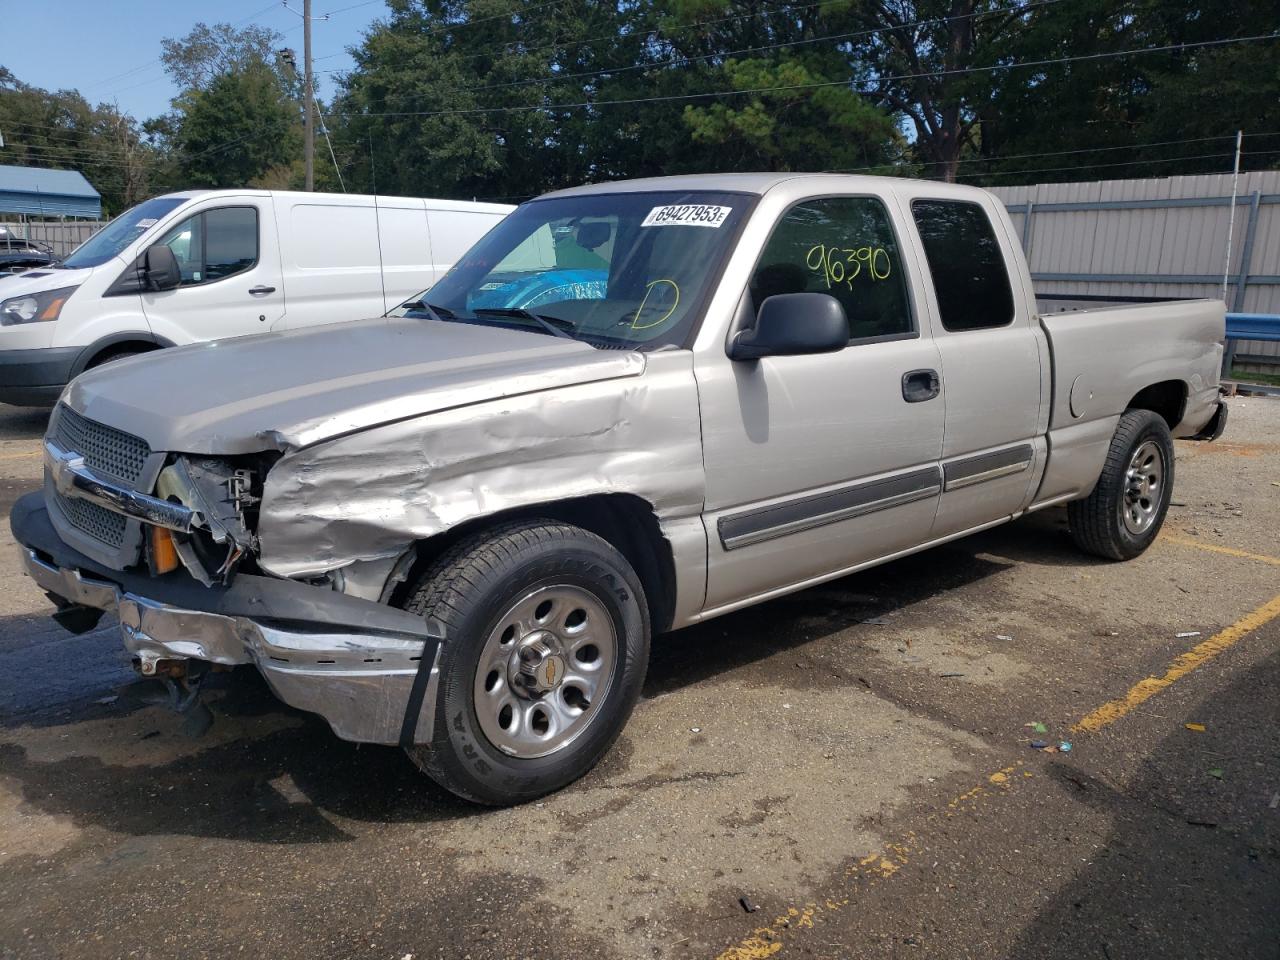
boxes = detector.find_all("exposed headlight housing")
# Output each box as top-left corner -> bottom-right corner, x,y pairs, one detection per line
0,285 -> 78,325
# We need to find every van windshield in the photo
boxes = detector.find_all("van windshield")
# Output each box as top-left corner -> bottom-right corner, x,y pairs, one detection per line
59,197 -> 186,269
390,190 -> 751,350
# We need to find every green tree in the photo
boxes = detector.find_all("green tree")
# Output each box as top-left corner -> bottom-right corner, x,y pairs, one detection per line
156,22 -> 306,189
0,67 -> 156,213
170,64 -> 303,188
967,0 -> 1280,185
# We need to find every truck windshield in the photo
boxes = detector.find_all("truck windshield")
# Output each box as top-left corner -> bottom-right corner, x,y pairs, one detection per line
392,190 -> 751,349
59,197 -> 186,269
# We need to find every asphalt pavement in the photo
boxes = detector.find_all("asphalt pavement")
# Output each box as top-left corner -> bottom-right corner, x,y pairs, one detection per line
0,397 -> 1276,960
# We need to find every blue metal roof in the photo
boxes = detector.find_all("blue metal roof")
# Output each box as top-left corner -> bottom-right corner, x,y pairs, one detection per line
0,165 -> 102,218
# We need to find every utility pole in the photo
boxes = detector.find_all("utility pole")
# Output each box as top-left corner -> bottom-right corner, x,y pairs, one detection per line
1222,129 -> 1243,302
303,0 -> 314,191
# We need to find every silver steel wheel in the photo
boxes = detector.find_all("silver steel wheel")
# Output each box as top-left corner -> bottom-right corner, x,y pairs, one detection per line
1120,439 -> 1164,535
472,584 -> 618,759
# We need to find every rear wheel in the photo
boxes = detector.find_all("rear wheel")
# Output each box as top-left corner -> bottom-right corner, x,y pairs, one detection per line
1068,409 -> 1175,560
403,520 -> 649,805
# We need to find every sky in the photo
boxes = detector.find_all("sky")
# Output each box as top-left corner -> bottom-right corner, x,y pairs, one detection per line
1,0 -> 389,121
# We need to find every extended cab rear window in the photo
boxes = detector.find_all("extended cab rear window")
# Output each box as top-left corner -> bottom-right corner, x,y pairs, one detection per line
910,199 -> 1014,332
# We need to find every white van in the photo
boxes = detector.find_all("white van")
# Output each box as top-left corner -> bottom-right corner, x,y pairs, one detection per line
0,189 -> 513,405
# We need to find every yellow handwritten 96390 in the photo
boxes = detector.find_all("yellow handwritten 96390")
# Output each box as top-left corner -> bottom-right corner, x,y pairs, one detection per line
805,243 -> 892,289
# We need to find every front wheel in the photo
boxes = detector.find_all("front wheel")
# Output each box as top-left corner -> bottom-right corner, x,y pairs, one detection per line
1068,409 -> 1175,560
403,520 -> 649,805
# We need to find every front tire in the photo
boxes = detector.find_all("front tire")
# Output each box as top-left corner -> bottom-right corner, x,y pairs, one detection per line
1068,409 -> 1175,560
403,520 -> 649,805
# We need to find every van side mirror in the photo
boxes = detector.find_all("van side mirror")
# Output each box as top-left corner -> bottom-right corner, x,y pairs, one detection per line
143,245 -> 181,292
728,292 -> 849,361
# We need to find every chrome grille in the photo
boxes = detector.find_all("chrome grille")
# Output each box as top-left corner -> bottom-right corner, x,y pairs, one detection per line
50,404 -> 150,484
47,405 -> 152,550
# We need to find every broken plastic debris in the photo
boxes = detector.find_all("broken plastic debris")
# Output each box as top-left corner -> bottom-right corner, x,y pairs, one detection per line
1028,722 -> 1048,734
1207,768 -> 1224,780
1030,740 -> 1049,750
995,634 -> 1013,641
739,896 -> 759,914
690,727 -> 701,733
938,672 -> 964,678
1176,631 -> 1202,639
1184,722 -> 1206,732
1059,742 -> 1072,752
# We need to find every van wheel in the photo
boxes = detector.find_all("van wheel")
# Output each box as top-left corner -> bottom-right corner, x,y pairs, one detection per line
87,347 -> 145,369
403,520 -> 649,805
1068,409 -> 1175,561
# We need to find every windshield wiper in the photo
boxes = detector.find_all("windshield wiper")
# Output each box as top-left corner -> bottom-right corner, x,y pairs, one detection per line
473,307 -> 576,340
400,300 -> 458,321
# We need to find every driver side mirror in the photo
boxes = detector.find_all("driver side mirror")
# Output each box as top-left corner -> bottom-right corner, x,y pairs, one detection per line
728,292 -> 849,361
143,245 -> 181,292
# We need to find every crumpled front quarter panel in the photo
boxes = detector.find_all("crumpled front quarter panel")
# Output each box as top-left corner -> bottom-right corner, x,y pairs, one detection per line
257,350 -> 706,586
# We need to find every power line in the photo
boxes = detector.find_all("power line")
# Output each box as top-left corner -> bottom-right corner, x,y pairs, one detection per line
330,31 -> 1279,120
954,148 -> 1280,182
316,0 -> 1053,78
336,0 -> 1066,105
826,130 -> 1280,174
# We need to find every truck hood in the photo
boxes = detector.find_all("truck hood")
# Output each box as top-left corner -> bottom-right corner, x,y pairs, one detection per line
65,317 -> 646,454
0,265 -> 96,295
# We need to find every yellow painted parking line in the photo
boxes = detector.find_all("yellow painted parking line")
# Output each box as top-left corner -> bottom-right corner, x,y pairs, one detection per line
1161,531 -> 1280,567
1073,592 -> 1280,733
715,764 -> 1029,960
714,594 -> 1280,959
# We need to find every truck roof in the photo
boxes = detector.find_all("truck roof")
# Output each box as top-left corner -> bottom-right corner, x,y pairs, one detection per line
542,172 -> 991,201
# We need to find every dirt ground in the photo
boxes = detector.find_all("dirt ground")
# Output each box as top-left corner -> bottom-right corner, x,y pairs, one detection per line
0,397 -> 1276,960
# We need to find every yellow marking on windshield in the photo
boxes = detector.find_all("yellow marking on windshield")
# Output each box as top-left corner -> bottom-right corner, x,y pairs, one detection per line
630,278 -> 680,330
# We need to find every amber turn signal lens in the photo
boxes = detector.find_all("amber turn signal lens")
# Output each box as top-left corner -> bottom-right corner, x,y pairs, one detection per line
37,296 -> 68,321
150,526 -> 180,575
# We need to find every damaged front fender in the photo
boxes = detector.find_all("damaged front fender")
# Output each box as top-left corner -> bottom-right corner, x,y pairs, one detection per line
256,351 -> 707,619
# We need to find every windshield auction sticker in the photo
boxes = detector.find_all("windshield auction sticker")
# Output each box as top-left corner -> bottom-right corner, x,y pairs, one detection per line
641,204 -> 732,228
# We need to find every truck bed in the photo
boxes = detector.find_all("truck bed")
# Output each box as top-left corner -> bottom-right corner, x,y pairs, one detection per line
1038,298 -> 1224,435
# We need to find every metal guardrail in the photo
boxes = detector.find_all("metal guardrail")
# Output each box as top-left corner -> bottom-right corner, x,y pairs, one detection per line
1223,313 -> 1280,376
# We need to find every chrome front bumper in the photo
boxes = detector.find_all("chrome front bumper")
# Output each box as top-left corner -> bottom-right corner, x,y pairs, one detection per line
21,546 -> 443,746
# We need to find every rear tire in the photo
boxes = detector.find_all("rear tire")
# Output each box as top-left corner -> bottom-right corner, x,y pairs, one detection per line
403,520 -> 649,805
87,348 -> 146,369
1068,409 -> 1175,560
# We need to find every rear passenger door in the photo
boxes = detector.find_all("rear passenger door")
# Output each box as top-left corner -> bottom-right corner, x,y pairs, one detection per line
902,195 -> 1046,537
376,197 -> 433,313
275,198 -> 386,329
696,194 -> 946,613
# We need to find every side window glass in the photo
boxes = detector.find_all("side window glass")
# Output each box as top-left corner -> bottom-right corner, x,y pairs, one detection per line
155,214 -> 204,285
750,197 -> 912,341
910,199 -> 1014,331
204,207 -> 259,281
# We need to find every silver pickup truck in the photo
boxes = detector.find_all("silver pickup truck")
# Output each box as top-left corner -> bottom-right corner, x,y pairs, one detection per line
12,173 -> 1227,805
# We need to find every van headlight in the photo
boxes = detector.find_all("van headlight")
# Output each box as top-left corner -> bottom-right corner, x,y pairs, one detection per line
0,285 -> 78,325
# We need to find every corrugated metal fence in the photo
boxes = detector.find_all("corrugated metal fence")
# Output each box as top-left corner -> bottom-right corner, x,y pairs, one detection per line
0,220 -> 103,257
989,172 -> 1280,372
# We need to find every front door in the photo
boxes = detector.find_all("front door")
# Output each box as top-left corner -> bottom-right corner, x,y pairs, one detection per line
695,194 -> 946,613
140,198 -> 285,343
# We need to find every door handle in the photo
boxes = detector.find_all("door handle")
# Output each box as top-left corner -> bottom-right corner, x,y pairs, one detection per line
902,368 -> 941,403
248,285 -> 276,296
